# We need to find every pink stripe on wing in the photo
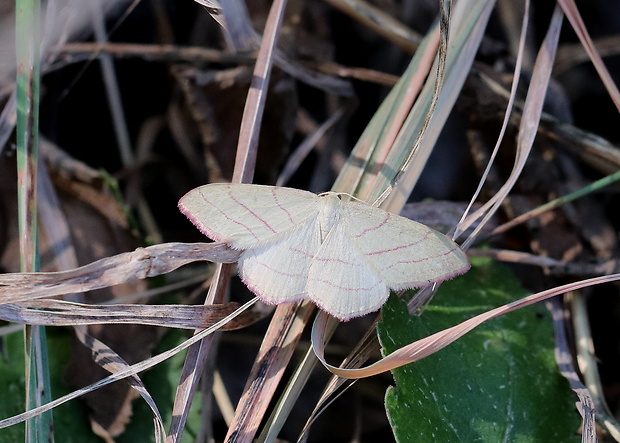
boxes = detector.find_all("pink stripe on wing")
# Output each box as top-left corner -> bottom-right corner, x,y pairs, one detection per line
351,212 -> 391,238
195,188 -> 261,242
271,187 -> 296,225
227,190 -> 278,235
380,244 -> 459,270
366,230 -> 433,255
307,277 -> 382,292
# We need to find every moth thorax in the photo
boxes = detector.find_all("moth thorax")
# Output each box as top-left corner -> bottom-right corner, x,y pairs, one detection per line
318,194 -> 341,241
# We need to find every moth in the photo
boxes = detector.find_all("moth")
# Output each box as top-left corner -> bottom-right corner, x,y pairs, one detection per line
179,183 -> 470,321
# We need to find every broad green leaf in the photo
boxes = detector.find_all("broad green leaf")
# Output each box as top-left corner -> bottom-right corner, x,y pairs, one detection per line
378,258 -> 580,442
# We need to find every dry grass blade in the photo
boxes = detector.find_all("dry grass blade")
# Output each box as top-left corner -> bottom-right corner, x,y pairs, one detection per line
540,114 -> 620,175
194,0 -> 224,28
0,298 -> 258,431
312,274 -> 620,378
572,293 -> 620,440
490,169 -> 620,236
373,0 -> 451,207
378,0 -> 495,209
0,242 -> 239,303
167,263 -> 232,443
471,249 -> 619,288
297,317 -> 380,441
57,42 -> 252,65
225,302 -> 315,442
276,107 -> 347,187
169,1 -> 291,441
89,0 -> 133,168
73,325 -> 167,443
461,4 -> 564,250
557,0 -> 620,112
332,30 -> 438,199
467,68 -> 620,177
470,248 -> 565,268
232,0 -> 287,184
0,236 -> 246,439
323,0 -> 421,53
0,300 -> 256,330
455,0 -> 529,240
55,41 -> 352,96
547,298 -> 596,443
0,91 -> 16,153
555,34 -> 620,75
37,166 -> 81,297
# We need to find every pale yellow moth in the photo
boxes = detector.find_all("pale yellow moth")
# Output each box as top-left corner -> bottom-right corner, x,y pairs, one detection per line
179,183 -> 470,321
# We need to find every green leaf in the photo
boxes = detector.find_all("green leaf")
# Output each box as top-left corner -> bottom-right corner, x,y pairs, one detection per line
378,258 -> 581,442
0,329 -> 92,442
0,333 -> 27,441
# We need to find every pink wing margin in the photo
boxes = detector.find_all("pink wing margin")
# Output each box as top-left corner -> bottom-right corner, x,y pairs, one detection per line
178,183 -> 321,250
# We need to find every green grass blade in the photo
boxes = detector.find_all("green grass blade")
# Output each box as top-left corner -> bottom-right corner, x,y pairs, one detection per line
15,0 -> 53,440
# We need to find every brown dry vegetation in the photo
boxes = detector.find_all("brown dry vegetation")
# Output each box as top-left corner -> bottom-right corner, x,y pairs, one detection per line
1,0 -> 620,441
